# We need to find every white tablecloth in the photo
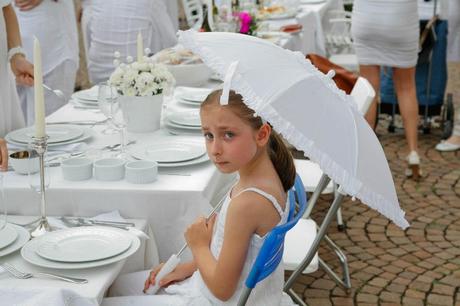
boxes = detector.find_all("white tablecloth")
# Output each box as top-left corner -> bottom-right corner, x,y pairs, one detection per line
0,216 -> 152,305
3,99 -> 236,262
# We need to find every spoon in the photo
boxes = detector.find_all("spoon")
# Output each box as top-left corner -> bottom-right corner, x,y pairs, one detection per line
43,84 -> 65,100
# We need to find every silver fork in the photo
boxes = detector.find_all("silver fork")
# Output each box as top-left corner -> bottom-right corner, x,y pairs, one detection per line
1,263 -> 88,284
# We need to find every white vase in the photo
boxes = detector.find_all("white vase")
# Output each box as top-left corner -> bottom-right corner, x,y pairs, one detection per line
119,95 -> 163,133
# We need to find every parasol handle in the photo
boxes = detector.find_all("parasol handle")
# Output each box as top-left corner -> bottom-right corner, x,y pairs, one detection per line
144,253 -> 181,295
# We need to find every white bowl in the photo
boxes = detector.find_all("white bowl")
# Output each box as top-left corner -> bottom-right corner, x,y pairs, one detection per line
166,63 -> 213,87
125,160 -> 158,184
61,158 -> 93,181
9,151 -> 39,175
94,158 -> 125,181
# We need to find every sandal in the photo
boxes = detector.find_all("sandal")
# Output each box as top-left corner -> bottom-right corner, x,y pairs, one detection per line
404,151 -> 422,180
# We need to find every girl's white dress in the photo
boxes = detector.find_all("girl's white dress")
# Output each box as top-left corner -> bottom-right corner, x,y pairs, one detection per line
0,0 -> 25,137
102,187 -> 295,306
351,0 -> 420,68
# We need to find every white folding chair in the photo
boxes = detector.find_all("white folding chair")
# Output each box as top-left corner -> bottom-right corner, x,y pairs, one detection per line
283,77 -> 375,305
181,0 -> 204,30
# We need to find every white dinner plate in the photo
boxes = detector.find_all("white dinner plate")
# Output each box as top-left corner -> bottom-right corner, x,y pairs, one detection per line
167,111 -> 201,127
131,142 -> 206,163
157,151 -> 210,168
7,125 -> 84,144
21,227 -> 140,269
72,86 -> 99,101
0,224 -> 19,249
266,11 -> 297,20
70,99 -> 99,109
36,227 -> 132,263
0,224 -> 30,257
175,87 -> 212,103
75,98 -> 99,106
165,120 -> 202,131
165,124 -> 203,136
300,0 -> 326,4
5,127 -> 94,148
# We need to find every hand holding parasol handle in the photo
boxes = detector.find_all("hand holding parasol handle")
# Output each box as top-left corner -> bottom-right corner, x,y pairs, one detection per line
144,194 -> 228,295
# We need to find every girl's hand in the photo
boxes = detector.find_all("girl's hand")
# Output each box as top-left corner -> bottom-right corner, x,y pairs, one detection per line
10,55 -> 34,86
143,263 -> 194,292
185,213 -> 217,251
14,0 -> 43,11
0,139 -> 8,171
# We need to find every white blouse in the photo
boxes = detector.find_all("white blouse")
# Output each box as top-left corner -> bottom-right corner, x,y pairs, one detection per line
0,0 -> 10,8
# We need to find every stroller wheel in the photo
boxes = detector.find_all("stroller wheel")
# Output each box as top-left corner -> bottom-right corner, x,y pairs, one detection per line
442,94 -> 454,139
423,125 -> 431,134
388,124 -> 395,133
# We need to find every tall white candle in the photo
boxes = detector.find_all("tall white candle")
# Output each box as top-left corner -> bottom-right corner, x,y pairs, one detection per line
137,32 -> 143,63
33,36 -> 45,138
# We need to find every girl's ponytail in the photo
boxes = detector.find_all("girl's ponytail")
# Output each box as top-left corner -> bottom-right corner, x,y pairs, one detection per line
268,132 -> 296,192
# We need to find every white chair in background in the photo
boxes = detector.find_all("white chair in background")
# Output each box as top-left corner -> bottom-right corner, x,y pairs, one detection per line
181,0 -> 204,30
283,77 -> 375,305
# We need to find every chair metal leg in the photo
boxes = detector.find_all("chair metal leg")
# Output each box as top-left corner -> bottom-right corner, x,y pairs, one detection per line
320,234 -> 351,289
237,287 -> 252,306
303,174 -> 331,219
287,288 -> 307,306
284,191 -> 345,293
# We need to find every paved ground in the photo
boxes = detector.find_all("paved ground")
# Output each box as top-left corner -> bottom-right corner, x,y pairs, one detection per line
290,64 -> 460,306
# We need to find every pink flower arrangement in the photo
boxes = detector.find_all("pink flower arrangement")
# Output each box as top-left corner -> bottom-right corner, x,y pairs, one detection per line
238,11 -> 253,34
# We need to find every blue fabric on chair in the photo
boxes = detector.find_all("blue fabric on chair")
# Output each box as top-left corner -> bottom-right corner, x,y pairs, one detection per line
237,174 -> 308,305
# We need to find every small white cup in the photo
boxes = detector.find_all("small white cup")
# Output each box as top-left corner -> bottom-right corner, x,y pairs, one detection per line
9,151 -> 39,175
125,160 -> 158,184
61,157 -> 93,181
94,158 -> 125,181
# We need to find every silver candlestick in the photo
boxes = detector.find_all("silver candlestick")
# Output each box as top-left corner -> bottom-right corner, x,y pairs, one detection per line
30,135 -> 52,238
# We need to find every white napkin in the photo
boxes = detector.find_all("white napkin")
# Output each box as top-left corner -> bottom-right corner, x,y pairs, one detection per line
48,211 -> 149,240
0,287 -> 97,306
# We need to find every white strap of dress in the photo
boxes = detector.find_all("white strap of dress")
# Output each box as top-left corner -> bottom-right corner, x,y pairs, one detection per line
235,187 -> 285,218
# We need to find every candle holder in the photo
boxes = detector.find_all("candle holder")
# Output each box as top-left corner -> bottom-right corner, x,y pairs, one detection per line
30,135 -> 52,238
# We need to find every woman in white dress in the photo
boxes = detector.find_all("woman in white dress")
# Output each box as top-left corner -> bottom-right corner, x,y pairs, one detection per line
14,0 -> 79,125
0,0 -> 33,138
81,0 -> 177,85
351,0 -> 422,179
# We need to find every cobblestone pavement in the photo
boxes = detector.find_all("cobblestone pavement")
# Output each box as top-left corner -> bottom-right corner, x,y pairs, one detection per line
289,104 -> 460,304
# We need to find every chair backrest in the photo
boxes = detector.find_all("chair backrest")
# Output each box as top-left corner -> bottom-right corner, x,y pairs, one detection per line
237,174 -> 308,305
350,76 -> 376,115
181,0 -> 204,30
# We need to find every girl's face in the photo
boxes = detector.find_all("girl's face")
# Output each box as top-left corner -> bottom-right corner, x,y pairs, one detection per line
200,105 -> 261,173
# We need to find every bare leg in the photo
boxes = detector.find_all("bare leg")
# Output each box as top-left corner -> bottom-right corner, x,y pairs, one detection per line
392,67 -> 419,152
359,65 -> 380,129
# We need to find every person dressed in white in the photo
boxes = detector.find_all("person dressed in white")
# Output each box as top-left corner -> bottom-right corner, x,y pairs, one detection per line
351,0 -> 422,180
101,90 -> 296,306
1,0 -> 33,138
81,0 -> 177,85
436,0 -> 460,151
13,0 -> 78,126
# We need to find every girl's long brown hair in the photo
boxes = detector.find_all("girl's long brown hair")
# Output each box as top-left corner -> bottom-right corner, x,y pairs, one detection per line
202,90 -> 296,191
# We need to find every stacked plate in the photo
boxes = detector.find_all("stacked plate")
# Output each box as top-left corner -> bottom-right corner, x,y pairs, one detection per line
174,86 -> 212,108
5,125 -> 94,147
165,110 -> 202,135
130,137 -> 209,168
21,226 -> 140,269
71,86 -> 99,109
0,223 -> 31,257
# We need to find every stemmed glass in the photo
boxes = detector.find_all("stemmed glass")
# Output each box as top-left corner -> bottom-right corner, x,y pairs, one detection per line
98,82 -> 118,135
111,97 -> 128,159
0,169 -> 7,231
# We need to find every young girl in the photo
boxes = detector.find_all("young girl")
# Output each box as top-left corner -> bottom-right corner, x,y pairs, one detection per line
102,90 -> 297,306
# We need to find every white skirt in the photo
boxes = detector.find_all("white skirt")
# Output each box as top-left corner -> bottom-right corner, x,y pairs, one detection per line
351,0 -> 420,68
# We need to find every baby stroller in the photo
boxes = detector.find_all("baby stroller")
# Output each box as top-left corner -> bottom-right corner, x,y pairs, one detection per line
379,0 -> 454,137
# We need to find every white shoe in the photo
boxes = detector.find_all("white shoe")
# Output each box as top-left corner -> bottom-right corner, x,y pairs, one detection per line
405,151 -> 422,180
435,141 -> 460,152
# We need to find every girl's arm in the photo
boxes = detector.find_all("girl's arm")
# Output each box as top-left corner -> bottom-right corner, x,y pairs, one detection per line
186,193 -> 267,301
3,4 -> 34,86
144,260 -> 197,291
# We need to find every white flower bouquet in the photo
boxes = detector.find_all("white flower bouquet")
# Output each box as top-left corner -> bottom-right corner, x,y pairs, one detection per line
109,58 -> 175,97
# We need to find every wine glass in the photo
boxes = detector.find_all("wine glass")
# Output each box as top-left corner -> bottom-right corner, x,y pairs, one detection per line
0,170 -> 7,231
111,97 -> 128,159
98,82 -> 118,134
